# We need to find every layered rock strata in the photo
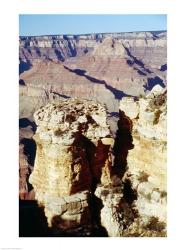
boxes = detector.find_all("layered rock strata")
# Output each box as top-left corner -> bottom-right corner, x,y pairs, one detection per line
19,31 -> 167,120
29,99 -> 114,234
28,92 -> 167,236
119,85 -> 167,236
20,31 -> 166,69
19,31 -> 167,236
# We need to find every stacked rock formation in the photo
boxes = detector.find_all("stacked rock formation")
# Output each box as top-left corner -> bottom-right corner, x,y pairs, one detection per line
19,31 -> 167,237
28,92 -> 167,236
29,99 -> 115,234
119,85 -> 167,236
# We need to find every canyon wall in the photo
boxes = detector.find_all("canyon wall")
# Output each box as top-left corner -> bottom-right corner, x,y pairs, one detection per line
29,99 -> 114,235
119,85 -> 167,236
19,31 -> 167,119
19,31 -> 167,236
19,31 -> 166,67
27,90 -> 167,236
19,31 -> 167,201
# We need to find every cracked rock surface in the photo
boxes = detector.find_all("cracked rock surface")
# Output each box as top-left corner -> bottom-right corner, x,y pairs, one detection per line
26,89 -> 167,236
29,99 -> 114,234
120,85 -> 167,236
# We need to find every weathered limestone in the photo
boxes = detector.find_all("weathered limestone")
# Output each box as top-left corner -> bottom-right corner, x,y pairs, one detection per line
29,99 -> 114,233
95,181 -> 135,237
44,191 -> 91,231
19,31 -> 167,237
26,87 -> 167,236
119,85 -> 167,236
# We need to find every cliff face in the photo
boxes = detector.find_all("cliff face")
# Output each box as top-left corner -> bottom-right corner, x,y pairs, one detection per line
119,85 -> 167,236
19,31 -> 166,66
27,90 -> 167,236
29,99 -> 114,234
19,31 -> 167,237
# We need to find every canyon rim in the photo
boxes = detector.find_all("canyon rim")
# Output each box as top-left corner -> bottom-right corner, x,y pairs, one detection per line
19,16 -> 167,237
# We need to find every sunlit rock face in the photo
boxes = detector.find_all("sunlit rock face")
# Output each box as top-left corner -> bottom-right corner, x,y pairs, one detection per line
29,99 -> 114,233
27,91 -> 167,236
94,181 -> 135,237
119,85 -> 167,236
19,31 -> 167,237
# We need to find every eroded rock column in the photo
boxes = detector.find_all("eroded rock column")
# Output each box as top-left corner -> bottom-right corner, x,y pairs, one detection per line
29,99 -> 114,234
119,85 -> 167,236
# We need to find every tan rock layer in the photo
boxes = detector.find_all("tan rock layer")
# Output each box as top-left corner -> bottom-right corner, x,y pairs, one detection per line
29,99 -> 114,232
119,85 -> 167,234
28,89 -> 167,236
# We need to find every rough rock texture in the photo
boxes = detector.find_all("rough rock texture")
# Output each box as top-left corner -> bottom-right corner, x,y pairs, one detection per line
23,91 -> 167,236
19,31 -> 167,236
119,85 -> 167,236
95,182 -> 135,237
29,99 -> 114,234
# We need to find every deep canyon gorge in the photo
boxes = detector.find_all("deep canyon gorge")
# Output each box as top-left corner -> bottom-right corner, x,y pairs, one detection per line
19,31 -> 167,237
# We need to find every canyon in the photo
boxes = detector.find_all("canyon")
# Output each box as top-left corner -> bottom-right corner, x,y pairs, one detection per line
19,31 -> 166,117
19,31 -> 167,237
